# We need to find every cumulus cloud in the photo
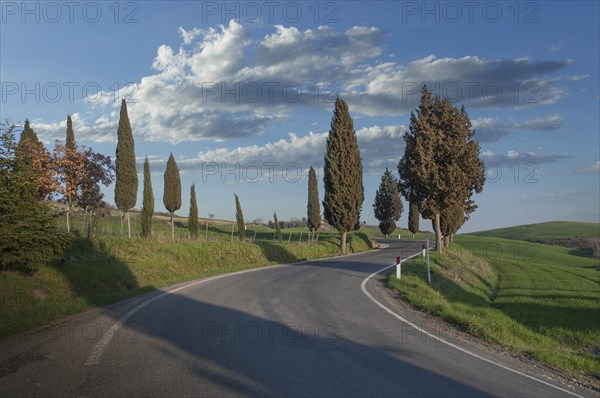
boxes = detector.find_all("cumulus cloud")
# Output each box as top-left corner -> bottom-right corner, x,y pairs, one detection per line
143,124 -> 408,176
53,21 -> 575,143
31,112 -> 117,145
347,56 -> 570,115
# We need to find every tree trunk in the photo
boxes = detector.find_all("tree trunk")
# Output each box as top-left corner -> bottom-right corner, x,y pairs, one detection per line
171,214 -> 175,242
127,211 -> 132,239
340,231 -> 347,254
120,211 -> 124,236
450,234 -> 454,243
205,219 -> 209,241
444,235 -> 450,248
434,213 -> 443,253
412,233 -> 415,239
66,206 -> 71,233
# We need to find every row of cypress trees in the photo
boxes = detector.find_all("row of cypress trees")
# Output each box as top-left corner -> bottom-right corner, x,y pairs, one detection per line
116,87 -> 484,252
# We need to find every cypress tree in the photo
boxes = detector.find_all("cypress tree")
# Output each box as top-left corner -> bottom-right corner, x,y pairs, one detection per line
114,99 -> 138,238
163,153 -> 181,242
373,168 -> 403,238
273,211 -> 282,242
408,201 -> 419,239
306,166 -> 321,244
66,115 -> 76,151
234,194 -> 245,240
398,86 -> 485,252
141,157 -> 154,237
64,115 -> 77,233
323,97 -> 364,254
188,184 -> 199,240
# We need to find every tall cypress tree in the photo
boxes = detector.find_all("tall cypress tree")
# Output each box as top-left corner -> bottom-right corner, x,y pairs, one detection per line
114,99 -> 138,238
373,168 -> 403,238
408,201 -> 419,239
323,97 -> 364,254
398,86 -> 485,252
66,115 -> 76,150
234,194 -> 245,240
64,115 -> 77,233
306,166 -> 321,243
273,211 -> 282,242
188,184 -> 199,240
141,157 -> 154,238
163,153 -> 181,242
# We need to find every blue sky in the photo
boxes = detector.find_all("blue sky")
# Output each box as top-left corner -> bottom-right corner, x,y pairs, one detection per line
1,1 -> 599,232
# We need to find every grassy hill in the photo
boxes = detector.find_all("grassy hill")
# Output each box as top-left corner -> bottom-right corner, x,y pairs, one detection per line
0,217 -> 375,339
470,221 -> 599,240
388,230 -> 600,386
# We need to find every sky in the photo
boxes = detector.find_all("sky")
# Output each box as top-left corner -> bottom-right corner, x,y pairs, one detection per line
1,0 -> 599,232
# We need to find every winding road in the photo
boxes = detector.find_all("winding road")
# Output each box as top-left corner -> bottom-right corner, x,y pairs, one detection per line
0,240 -> 591,397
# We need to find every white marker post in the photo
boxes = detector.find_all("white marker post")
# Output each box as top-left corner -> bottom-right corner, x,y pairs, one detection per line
426,236 -> 431,284
396,256 -> 401,280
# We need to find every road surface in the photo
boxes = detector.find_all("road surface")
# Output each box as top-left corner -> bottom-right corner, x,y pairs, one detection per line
0,240 -> 591,397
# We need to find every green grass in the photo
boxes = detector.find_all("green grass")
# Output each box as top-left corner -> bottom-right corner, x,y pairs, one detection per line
387,234 -> 600,383
470,221 -> 600,241
0,230 -> 372,339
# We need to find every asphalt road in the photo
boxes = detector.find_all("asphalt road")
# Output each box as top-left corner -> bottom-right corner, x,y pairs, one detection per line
0,240 -> 591,397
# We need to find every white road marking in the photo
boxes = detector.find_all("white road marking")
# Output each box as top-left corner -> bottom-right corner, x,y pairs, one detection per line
86,247 -> 380,365
360,261 -> 585,398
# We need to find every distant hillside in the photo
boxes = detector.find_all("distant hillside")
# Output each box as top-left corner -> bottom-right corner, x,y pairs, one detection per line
470,221 -> 599,240
470,221 -> 600,258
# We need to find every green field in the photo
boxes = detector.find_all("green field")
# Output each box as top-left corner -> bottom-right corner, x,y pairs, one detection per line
470,221 -> 599,241
388,230 -> 600,384
0,217 -> 373,339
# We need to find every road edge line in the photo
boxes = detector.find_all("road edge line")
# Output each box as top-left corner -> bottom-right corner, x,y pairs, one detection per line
360,262 -> 585,398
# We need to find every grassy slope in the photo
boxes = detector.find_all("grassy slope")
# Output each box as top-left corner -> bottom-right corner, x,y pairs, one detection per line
388,234 -> 600,383
470,221 -> 600,240
0,229 -> 372,339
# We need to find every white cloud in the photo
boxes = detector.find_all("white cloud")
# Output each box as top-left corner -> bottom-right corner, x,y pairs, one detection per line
31,112 -> 117,145
472,114 -> 563,143
481,149 -> 569,165
584,161 -> 600,172
144,124 -> 408,175
41,21 -> 575,144
550,39 -> 567,52
178,27 -> 205,45
569,74 -> 590,82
